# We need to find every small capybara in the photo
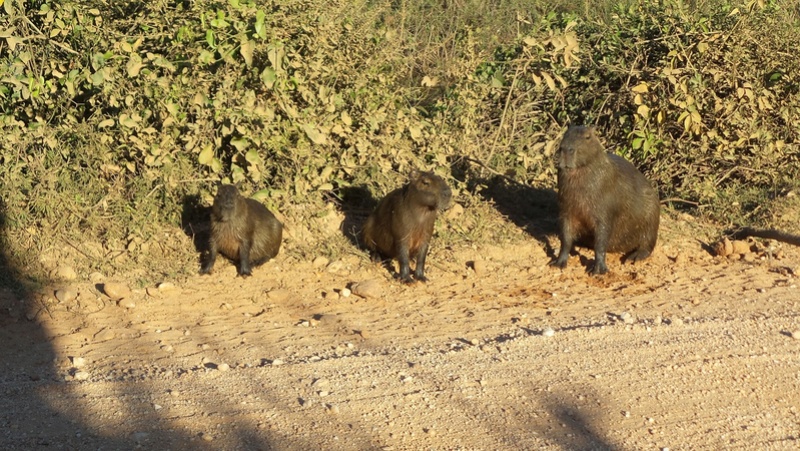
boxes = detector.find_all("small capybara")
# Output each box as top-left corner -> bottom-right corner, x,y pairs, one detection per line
550,125 -> 659,275
200,184 -> 283,277
362,170 -> 453,283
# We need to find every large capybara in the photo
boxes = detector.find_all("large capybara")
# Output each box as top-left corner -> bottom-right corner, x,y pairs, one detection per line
362,170 -> 453,283
550,125 -> 659,275
200,184 -> 283,277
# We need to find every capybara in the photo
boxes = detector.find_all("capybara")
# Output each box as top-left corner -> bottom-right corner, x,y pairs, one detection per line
200,184 -> 283,277
362,170 -> 453,283
551,125 -> 659,275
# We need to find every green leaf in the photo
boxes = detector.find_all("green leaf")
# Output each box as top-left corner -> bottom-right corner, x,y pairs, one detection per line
302,124 -> 327,145
198,144 -> 214,166
205,29 -> 216,49
255,10 -> 267,39
240,39 -> 255,67
98,118 -> 115,128
126,54 -> 143,77
231,138 -> 249,151
260,67 -> 277,89
245,149 -> 260,164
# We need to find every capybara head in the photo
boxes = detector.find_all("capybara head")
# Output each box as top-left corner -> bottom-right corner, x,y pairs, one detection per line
211,184 -> 241,222
557,125 -> 604,170
409,170 -> 453,211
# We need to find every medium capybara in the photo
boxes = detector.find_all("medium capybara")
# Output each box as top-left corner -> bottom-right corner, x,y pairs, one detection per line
362,170 -> 453,283
550,125 -> 659,275
200,184 -> 283,277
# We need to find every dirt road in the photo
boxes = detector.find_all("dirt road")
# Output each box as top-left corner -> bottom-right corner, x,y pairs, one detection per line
1,215 -> 799,450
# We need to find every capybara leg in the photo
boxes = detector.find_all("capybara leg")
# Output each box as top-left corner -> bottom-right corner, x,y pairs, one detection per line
238,238 -> 253,277
414,242 -> 430,282
396,245 -> 414,284
200,240 -> 218,275
591,225 -> 610,275
625,248 -> 652,263
551,226 -> 573,269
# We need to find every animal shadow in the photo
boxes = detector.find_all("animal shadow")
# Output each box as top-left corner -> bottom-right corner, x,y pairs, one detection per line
325,185 -> 378,249
180,194 -> 211,260
478,175 -> 560,257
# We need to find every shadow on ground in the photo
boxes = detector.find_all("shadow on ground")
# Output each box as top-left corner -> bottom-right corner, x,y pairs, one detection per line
477,175 -> 560,257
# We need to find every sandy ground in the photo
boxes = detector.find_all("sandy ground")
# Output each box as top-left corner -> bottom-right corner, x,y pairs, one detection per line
1,212 -> 800,450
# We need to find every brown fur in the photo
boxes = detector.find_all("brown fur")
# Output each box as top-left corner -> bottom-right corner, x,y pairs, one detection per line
200,184 -> 283,277
362,170 -> 453,283
551,126 -> 660,275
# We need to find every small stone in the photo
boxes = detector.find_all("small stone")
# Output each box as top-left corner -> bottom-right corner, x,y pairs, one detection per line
318,390 -> 329,397
471,260 -> 486,276
326,260 -> 344,272
327,404 -> 340,414
542,328 -> 555,337
161,345 -> 174,353
53,266 -> 77,281
312,256 -> 330,269
157,282 -> 176,292
71,356 -> 86,368
731,240 -> 751,256
619,312 -> 635,324
201,432 -> 213,442
220,303 -> 233,310
312,378 -> 330,388
324,291 -> 339,300
131,432 -> 150,443
790,330 -> 800,340
95,328 -> 116,341
88,272 -> 104,283
271,359 -> 284,366
117,299 -> 136,309
299,320 -> 310,327
340,288 -> 351,298
146,287 -> 161,297
153,404 -> 162,410
267,289 -> 291,302
103,282 -> 131,301
622,410 -> 630,418
169,390 -> 180,397
55,288 -> 77,303
671,318 -> 684,327
73,371 -> 90,381
351,280 -> 382,299
217,363 -> 230,372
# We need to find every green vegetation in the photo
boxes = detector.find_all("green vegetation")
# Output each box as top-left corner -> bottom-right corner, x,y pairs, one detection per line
0,0 -> 798,280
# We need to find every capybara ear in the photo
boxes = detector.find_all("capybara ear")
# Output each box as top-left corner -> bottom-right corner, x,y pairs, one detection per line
409,169 -> 421,181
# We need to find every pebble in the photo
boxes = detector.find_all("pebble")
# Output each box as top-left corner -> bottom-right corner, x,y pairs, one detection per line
117,299 -> 136,309
131,432 -> 150,443
71,356 -> 86,368
471,260 -> 486,276
201,432 -> 214,442
73,371 -> 90,381
145,287 -> 161,297
542,328 -> 555,337
161,345 -> 174,353
153,404 -> 162,410
312,256 -> 330,268
271,359 -> 284,366
312,378 -> 330,388
671,318 -> 684,326
351,279 -> 382,299
791,330 -> 800,340
619,312 -> 635,324
318,390 -> 329,397
88,272 -> 104,283
326,260 -> 344,272
267,289 -> 291,302
103,282 -> 131,300
157,282 -> 176,292
220,302 -> 233,310
95,328 -> 116,341
731,240 -> 751,255
55,288 -> 77,303
340,288 -> 351,298
327,404 -> 340,414
217,363 -> 230,372
53,265 -> 77,281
